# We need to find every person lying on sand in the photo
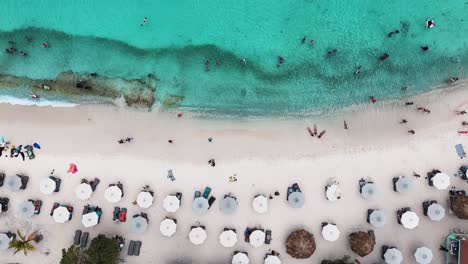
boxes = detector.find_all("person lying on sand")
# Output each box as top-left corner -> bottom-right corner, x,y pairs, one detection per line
400,119 -> 408,124
456,110 -> 467,115
408,130 -> 415,135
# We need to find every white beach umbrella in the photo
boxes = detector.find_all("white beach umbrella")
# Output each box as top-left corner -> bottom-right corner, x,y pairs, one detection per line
432,173 -> 450,190
192,197 -> 209,214
395,177 -> 411,193
252,195 -> 268,214
361,183 -> 377,200
368,210 -> 386,228
249,230 -> 266,248
40,178 -> 56,194
132,216 -> 148,234
81,212 -> 99,228
17,200 -> 35,219
104,186 -> 122,203
219,230 -> 238,248
189,227 -> 207,245
5,175 -> 22,192
53,206 -> 70,223
0,233 -> 10,251
137,191 -> 153,208
160,218 -> 177,237
414,246 -> 433,264
288,191 -> 305,208
325,184 -> 341,201
221,196 -> 238,215
401,211 -> 419,229
384,248 -> 403,264
264,255 -> 281,264
427,203 -> 445,221
75,183 -> 93,200
232,252 -> 249,264
321,223 -> 340,242
163,195 -> 181,213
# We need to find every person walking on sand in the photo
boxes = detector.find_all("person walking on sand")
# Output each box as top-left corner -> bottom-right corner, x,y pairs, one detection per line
408,130 -> 415,135
400,119 -> 408,124
369,96 -> 376,103
413,172 -> 421,178
344,120 -> 348,129
405,101 -> 413,106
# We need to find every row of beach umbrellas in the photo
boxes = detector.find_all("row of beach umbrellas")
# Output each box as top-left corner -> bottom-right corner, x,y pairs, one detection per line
232,252 -> 281,264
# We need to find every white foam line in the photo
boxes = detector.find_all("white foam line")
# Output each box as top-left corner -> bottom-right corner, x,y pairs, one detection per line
0,95 -> 79,107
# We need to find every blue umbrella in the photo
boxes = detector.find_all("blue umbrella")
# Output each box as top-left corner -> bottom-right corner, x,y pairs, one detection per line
33,143 -> 41,149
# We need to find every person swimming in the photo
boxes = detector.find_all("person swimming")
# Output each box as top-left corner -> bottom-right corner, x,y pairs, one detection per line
240,59 -> 247,65
140,17 -> 148,26
301,36 -> 306,44
426,19 -> 435,29
379,53 -> 389,61
42,42 -> 49,48
448,77 -> 459,83
354,65 -> 362,75
421,45 -> 429,51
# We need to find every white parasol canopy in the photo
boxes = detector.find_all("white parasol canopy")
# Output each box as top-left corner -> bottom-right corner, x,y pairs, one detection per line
249,230 -> 266,248
232,252 -> 249,264
0,233 -> 10,251
53,206 -> 70,223
189,227 -> 207,245
414,246 -> 433,264
321,223 -> 340,242
219,230 -> 238,248
252,195 -> 268,214
75,183 -> 93,200
325,184 -> 341,201
160,218 -> 177,237
137,191 -> 153,208
81,212 -> 99,228
401,211 -> 419,229
104,186 -> 122,203
264,255 -> 281,264
427,203 -> 445,221
384,248 -> 403,264
163,195 -> 181,213
432,173 -> 450,190
40,178 -> 56,194
17,200 -> 35,219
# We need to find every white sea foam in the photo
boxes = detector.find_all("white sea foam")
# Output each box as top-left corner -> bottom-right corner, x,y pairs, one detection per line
0,95 -> 78,107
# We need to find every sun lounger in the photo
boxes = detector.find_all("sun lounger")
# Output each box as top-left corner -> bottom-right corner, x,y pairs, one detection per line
202,187 -> 212,199
0,197 -> 9,212
51,177 -> 61,192
19,175 -> 29,190
456,144 -> 466,159
422,201 -> 431,216
292,183 -> 301,192
90,178 -> 100,191
80,232 -> 89,248
176,192 -> 182,201
265,230 -> 272,244
82,205 -> 90,215
0,172 -> 5,187
119,208 -> 127,222
29,199 -> 42,214
50,203 -> 59,216
113,207 -> 120,221
194,191 -> 201,198
287,187 -> 293,200
127,240 -> 135,256
133,241 -> 142,256
208,196 -> 216,208
73,230 -> 82,246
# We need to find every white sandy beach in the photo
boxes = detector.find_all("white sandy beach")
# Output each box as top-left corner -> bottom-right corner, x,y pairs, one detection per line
0,82 -> 467,264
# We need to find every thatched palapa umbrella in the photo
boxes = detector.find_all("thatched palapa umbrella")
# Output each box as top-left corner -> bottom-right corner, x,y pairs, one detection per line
349,230 -> 376,257
450,194 -> 468,219
285,229 -> 316,259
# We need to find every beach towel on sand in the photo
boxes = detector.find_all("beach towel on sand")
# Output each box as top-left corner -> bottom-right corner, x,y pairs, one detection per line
456,144 -> 466,159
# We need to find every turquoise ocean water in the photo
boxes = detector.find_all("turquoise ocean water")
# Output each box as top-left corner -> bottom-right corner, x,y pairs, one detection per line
0,0 -> 467,114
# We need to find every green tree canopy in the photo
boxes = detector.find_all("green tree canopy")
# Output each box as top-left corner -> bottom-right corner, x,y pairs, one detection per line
60,234 -> 119,264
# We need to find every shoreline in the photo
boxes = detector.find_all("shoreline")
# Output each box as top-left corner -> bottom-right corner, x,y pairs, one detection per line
0,79 -> 467,263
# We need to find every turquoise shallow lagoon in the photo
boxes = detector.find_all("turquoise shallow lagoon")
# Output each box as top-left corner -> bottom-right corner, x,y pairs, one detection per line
0,0 -> 467,114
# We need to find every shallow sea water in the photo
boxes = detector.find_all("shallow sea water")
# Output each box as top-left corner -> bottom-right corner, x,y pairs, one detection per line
0,0 -> 467,114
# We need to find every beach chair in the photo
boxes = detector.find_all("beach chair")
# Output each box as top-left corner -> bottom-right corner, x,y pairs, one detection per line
458,166 -> 468,180
50,203 -> 59,216
127,240 -> 135,256
80,232 -> 89,248
455,144 -> 466,159
422,201 -> 431,216
90,178 -> 100,191
119,208 -> 127,222
292,183 -> 301,192
52,177 -> 61,192
25,145 -> 35,160
287,187 -> 293,200
366,209 -> 373,224
29,199 -> 42,215
0,172 -> 5,187
133,241 -> 142,256
381,245 -> 390,260
208,196 -> 216,208
19,175 -> 29,190
176,192 -> 182,201
202,187 -> 212,199
265,230 -> 272,244
194,191 -> 201,199
73,230 -> 82,246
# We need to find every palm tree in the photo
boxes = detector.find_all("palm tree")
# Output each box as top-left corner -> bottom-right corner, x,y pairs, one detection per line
9,230 -> 36,255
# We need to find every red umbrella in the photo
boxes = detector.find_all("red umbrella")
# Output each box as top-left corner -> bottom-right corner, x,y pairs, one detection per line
67,163 -> 78,174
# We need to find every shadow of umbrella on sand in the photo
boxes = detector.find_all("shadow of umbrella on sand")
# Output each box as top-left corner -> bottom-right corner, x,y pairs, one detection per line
285,229 -> 316,259
349,230 -> 376,257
